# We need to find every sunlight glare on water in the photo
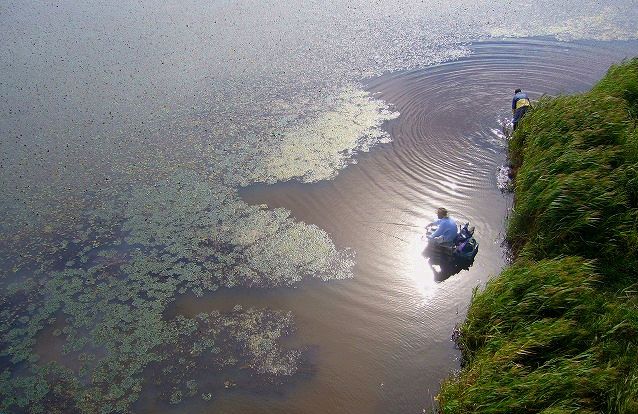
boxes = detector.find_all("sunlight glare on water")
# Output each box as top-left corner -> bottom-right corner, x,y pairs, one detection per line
403,235 -> 439,302
1,0 -> 638,413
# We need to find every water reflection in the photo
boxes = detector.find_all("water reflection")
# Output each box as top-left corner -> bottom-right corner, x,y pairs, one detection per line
423,244 -> 476,284
396,230 -> 439,301
2,0 -> 638,407
238,37 -> 637,414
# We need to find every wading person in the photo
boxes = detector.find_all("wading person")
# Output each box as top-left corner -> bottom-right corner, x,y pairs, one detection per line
426,207 -> 458,246
512,88 -> 531,131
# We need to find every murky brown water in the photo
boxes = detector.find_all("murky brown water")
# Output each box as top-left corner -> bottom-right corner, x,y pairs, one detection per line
146,39 -> 638,413
2,1 -> 638,412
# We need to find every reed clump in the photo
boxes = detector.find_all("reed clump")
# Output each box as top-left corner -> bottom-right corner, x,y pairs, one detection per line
438,58 -> 638,413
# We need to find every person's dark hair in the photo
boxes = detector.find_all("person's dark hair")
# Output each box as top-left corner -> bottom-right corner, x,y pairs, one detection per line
514,88 -> 522,94
437,207 -> 448,219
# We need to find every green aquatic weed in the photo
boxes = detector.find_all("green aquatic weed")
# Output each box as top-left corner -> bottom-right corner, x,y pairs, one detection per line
1,168 -> 353,412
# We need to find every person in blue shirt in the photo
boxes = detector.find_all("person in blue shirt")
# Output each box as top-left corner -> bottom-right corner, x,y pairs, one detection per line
512,88 -> 531,131
426,207 -> 458,245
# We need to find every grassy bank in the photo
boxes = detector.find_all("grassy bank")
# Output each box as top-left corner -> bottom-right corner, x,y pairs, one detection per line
437,58 -> 638,413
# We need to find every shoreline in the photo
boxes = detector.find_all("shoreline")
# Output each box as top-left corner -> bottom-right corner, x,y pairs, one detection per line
437,58 -> 638,413
2,37 -> 637,414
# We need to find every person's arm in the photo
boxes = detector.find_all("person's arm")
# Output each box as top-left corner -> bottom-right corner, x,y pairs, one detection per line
425,219 -> 439,239
427,223 -> 444,239
512,96 -> 517,113
426,218 -> 441,228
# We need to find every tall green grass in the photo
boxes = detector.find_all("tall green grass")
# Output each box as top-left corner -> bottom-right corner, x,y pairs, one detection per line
438,58 -> 638,413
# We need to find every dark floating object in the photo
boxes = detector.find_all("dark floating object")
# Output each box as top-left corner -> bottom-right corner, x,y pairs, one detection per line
423,222 -> 479,282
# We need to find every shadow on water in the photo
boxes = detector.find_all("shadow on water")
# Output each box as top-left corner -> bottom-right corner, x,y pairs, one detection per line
422,244 -> 476,283
3,34 -> 638,414
234,38 -> 638,414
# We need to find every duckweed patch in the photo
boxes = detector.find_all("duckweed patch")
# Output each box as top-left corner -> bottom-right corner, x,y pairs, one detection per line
4,4 -> 636,412
1,169 -> 353,412
247,88 -> 399,184
124,170 -> 354,290
150,308 -> 301,402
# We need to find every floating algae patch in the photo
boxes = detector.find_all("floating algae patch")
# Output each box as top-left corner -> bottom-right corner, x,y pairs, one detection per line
1,270 -> 302,412
246,87 -> 399,184
485,3 -> 638,41
123,169 -> 354,290
0,169 -> 353,412
145,307 -> 302,405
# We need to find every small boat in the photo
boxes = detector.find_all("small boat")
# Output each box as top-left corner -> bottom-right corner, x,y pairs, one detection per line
425,222 -> 479,264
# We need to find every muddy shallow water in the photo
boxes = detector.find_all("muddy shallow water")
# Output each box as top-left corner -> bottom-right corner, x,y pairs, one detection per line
163,39 -> 638,413
2,1 -> 638,413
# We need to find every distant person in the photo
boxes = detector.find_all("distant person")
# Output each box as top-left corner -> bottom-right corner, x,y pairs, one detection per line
426,207 -> 458,245
512,88 -> 531,131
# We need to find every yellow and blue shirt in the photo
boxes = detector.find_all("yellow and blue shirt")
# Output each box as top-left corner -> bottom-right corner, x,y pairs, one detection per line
512,92 -> 531,111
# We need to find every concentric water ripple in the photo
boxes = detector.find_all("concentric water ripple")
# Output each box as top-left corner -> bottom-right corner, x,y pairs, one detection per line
239,37 -> 638,414
365,38 -> 638,213
1,2 -> 638,413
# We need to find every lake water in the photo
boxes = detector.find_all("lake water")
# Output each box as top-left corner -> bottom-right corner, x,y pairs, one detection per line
1,1 -> 637,413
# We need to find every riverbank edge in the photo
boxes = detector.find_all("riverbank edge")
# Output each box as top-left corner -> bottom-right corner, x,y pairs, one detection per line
436,58 -> 638,413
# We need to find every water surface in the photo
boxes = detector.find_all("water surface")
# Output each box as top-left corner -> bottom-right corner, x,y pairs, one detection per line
1,1 -> 638,413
